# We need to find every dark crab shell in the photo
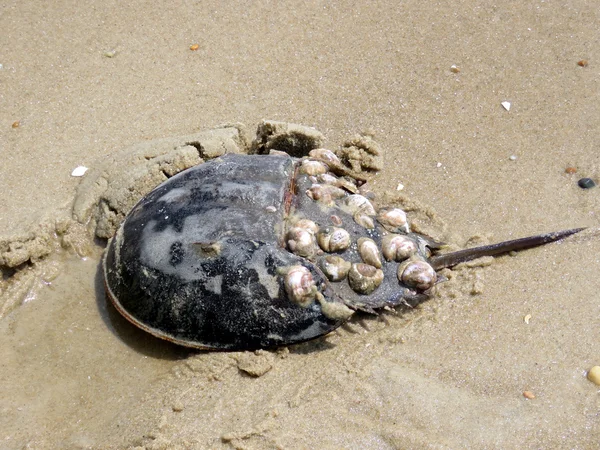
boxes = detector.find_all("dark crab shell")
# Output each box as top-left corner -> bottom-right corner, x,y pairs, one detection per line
103,153 -> 434,350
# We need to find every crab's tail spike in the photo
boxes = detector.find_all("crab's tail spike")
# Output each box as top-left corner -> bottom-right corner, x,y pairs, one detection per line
428,227 -> 585,271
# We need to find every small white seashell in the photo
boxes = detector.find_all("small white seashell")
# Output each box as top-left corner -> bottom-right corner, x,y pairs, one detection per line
71,166 -> 88,177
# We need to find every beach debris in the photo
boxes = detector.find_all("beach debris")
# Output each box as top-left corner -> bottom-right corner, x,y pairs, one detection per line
587,366 -> 600,385
509,155 -> 517,161
565,167 -> 577,175
523,391 -> 535,399
71,166 -> 89,177
501,101 -> 511,111
523,314 -> 531,324
189,44 -> 199,51
396,183 -> 404,191
11,121 -> 20,128
450,64 -> 460,73
578,178 -> 596,189
577,59 -> 589,67
103,49 -> 117,58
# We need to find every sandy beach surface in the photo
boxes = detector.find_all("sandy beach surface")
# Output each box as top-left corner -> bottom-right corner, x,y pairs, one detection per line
1,1 -> 599,448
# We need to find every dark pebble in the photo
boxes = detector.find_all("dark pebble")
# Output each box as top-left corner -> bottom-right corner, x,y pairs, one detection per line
578,178 -> 596,189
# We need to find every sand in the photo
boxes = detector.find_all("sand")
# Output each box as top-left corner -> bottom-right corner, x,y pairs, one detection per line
1,1 -> 599,448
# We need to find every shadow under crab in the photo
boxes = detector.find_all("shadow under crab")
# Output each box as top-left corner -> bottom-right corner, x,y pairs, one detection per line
103,124 -> 583,351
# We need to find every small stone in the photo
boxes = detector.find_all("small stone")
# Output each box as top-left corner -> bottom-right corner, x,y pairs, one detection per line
578,177 -> 596,189
577,59 -> 588,67
103,49 -> 117,58
11,121 -> 20,128
396,183 -> 404,191
172,402 -> 184,412
523,391 -> 535,399
587,366 -> 600,385
436,162 -> 442,168
190,44 -> 199,51
450,64 -> 460,73
509,155 -> 517,161
565,167 -> 577,175
501,101 -> 511,111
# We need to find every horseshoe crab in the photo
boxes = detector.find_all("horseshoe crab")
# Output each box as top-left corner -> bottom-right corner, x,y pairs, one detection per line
103,148 -> 582,350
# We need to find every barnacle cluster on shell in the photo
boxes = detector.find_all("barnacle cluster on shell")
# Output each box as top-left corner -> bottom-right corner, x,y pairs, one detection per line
284,152 -> 438,303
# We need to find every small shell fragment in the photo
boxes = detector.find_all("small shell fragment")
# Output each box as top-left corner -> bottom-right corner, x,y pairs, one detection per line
71,166 -> 89,177
501,101 -> 511,111
523,314 -> 532,324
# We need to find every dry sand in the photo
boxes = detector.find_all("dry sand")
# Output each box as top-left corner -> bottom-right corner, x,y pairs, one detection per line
1,1 -> 599,448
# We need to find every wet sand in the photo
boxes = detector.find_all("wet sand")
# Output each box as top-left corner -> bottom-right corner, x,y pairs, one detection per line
1,1 -> 599,448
